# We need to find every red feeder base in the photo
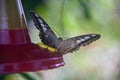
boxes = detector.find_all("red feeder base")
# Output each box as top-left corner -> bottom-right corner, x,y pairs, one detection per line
0,43 -> 65,74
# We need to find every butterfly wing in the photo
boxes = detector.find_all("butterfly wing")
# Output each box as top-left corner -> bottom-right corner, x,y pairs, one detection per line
57,34 -> 100,55
30,11 -> 60,48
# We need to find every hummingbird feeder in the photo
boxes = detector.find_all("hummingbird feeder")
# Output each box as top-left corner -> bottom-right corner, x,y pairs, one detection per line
0,0 -> 64,74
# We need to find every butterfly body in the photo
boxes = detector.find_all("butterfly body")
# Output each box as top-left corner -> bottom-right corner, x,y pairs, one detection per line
30,11 -> 100,55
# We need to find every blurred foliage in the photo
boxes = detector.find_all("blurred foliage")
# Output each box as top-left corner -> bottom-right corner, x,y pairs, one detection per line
0,72 -> 42,80
22,0 -> 120,41
21,0 -> 42,19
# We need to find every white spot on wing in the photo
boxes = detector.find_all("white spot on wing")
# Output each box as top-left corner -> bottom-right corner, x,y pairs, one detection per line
38,18 -> 47,32
35,13 -> 39,18
38,19 -> 43,23
91,34 -> 96,37
79,38 -> 85,41
43,26 -> 47,32
84,36 -> 90,40
41,23 -> 45,27
76,40 -> 81,44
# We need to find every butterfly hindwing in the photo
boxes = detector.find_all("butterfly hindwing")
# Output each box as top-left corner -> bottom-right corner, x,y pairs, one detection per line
56,34 -> 100,54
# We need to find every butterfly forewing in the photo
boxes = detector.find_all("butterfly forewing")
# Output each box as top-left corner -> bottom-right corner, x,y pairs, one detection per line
30,11 -> 60,48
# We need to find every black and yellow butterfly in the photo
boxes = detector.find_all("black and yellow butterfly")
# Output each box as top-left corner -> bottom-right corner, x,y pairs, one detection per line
30,11 -> 100,55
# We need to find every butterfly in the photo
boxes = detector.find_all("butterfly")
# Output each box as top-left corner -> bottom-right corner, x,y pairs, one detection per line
30,11 -> 101,55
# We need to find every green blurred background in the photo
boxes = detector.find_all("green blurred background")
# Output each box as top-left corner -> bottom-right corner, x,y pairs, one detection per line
1,0 -> 120,80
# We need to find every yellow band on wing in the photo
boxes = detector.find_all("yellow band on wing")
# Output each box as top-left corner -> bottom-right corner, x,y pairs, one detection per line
37,42 -> 57,53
